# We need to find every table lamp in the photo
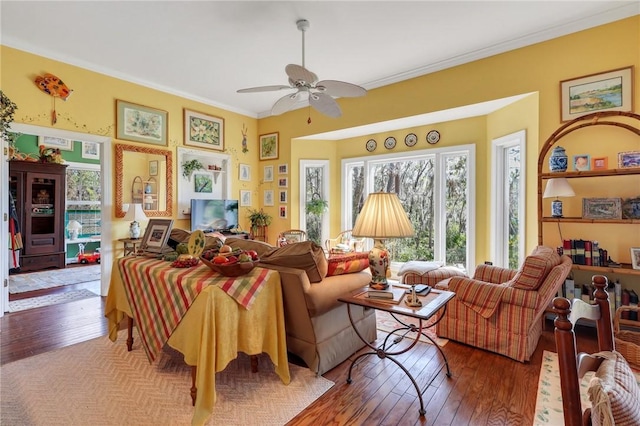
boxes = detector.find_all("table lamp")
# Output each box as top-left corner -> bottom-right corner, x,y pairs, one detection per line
352,192 -> 415,290
122,203 -> 147,239
543,178 -> 575,217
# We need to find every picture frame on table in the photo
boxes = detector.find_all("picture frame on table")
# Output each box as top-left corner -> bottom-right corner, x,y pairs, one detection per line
631,247 -> 640,270
183,109 -> 224,151
240,190 -> 251,207
622,198 -> 640,219
264,190 -> 274,206
141,219 -> 174,254
259,132 -> 278,160
618,151 -> 640,169
582,197 -> 622,220
591,157 -> 608,170
560,66 -> 633,122
81,141 -> 100,159
264,165 -> 274,182
116,100 -> 168,146
39,136 -> 73,151
573,154 -> 590,171
239,164 -> 251,181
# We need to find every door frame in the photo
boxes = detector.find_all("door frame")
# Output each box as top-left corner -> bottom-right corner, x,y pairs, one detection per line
1,124 -> 112,315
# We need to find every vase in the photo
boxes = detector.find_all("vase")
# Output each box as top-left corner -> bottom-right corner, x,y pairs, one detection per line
129,221 -> 141,239
549,146 -> 568,172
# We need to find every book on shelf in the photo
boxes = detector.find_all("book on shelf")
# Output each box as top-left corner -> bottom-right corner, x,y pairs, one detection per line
584,240 -> 592,266
364,286 -> 406,305
621,289 -> 631,320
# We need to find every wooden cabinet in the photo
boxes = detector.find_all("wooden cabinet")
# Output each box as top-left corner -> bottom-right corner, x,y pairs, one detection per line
9,161 -> 67,272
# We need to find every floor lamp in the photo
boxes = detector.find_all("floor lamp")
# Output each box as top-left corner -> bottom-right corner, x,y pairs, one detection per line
352,192 -> 415,290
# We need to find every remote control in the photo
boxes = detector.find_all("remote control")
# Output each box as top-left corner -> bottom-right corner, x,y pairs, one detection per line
406,285 -> 431,294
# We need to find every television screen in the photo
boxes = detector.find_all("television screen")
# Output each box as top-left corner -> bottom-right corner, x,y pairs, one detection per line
190,199 -> 239,232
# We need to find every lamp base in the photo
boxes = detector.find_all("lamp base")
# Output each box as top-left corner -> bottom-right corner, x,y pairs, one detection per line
551,199 -> 563,217
368,239 -> 390,290
129,220 -> 141,239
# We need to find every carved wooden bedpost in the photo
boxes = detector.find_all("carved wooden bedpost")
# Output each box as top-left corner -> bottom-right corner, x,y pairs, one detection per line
592,275 -> 614,352
553,296 -> 581,426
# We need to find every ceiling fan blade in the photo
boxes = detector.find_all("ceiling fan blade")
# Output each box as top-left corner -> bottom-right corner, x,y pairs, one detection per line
237,85 -> 292,93
316,80 -> 366,97
309,92 -> 342,118
271,91 -> 304,116
285,64 -> 318,86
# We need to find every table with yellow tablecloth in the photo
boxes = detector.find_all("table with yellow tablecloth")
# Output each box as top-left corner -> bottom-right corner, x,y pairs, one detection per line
104,257 -> 290,426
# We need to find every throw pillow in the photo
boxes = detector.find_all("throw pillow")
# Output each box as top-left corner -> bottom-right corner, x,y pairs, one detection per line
225,237 -> 275,258
588,351 -> 640,426
510,246 -> 561,290
260,241 -> 328,283
327,252 -> 369,276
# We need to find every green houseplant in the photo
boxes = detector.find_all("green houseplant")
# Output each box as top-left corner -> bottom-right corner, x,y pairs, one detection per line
182,159 -> 204,180
1,90 -> 18,145
248,208 -> 272,229
306,198 -> 328,215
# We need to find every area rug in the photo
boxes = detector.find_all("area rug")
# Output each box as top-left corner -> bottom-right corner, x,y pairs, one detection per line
375,310 -> 448,346
7,288 -> 99,312
9,264 -> 101,294
534,350 -> 640,425
0,332 -> 334,425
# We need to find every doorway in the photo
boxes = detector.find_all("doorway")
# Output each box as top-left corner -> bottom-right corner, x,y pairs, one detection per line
1,124 -> 112,316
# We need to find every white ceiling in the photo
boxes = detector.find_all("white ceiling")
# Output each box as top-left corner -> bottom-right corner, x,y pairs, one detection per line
1,1 -> 638,125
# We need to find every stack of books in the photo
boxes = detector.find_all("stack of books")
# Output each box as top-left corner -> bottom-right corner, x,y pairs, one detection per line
365,286 -> 405,304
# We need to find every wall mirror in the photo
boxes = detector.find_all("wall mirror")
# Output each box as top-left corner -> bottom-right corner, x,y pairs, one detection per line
115,143 -> 173,217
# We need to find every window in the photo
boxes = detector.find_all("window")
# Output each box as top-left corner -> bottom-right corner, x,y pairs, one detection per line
66,162 -> 101,238
300,160 -> 329,245
342,145 -> 475,271
491,130 -> 526,269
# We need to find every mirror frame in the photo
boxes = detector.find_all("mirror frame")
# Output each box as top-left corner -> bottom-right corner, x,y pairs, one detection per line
115,143 -> 173,218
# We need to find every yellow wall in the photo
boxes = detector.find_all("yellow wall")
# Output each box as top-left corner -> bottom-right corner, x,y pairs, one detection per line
2,16 -> 639,263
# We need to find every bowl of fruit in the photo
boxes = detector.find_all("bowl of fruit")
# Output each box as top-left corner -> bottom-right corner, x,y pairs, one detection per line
200,245 -> 260,277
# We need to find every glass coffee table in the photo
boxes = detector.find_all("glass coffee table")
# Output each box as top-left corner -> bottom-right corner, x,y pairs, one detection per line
338,287 -> 455,416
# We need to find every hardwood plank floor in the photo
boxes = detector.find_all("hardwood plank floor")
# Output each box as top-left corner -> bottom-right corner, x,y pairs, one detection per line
0,294 -> 598,425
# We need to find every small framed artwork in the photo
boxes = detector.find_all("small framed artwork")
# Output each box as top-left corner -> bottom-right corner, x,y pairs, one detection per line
239,164 -> 251,181
631,247 -> 640,270
193,172 -> 213,193
141,219 -> 174,254
264,190 -> 274,206
278,163 -> 289,175
81,141 -> 99,159
278,177 -> 288,188
264,165 -> 274,182
240,190 -> 251,207
573,154 -> 590,171
618,151 -> 640,169
149,160 -> 158,176
116,100 -> 168,145
183,109 -> 224,151
560,66 -> 633,122
279,205 -> 288,219
582,197 -> 622,219
279,190 -> 288,203
592,157 -> 608,170
39,136 -> 73,151
259,132 -> 279,160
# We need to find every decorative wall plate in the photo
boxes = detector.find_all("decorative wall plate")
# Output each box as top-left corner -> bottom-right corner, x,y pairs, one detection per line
427,130 -> 440,145
384,136 -> 397,150
366,139 -> 377,152
404,133 -> 417,147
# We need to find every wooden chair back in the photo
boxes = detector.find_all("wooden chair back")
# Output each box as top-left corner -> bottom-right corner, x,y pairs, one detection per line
553,275 -> 615,426
277,229 -> 307,247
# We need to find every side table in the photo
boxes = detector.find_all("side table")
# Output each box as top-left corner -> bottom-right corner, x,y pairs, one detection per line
338,287 -> 455,417
117,237 -> 142,257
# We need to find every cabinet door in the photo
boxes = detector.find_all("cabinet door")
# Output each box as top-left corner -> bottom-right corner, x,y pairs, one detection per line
24,172 -> 64,255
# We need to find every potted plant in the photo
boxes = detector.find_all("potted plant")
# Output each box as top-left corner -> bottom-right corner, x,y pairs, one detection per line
306,197 -> 328,215
1,90 -> 19,154
247,208 -> 272,241
182,158 -> 204,180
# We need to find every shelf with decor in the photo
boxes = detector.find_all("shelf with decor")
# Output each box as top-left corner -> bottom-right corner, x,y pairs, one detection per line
537,111 -> 640,281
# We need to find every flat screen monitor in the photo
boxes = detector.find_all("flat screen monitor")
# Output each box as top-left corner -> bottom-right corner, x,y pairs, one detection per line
190,199 -> 239,232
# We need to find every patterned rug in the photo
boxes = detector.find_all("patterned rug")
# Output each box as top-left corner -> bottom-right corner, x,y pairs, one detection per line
534,350 -> 640,425
8,289 -> 99,312
1,332 -> 334,425
375,310 -> 448,346
9,264 -> 101,293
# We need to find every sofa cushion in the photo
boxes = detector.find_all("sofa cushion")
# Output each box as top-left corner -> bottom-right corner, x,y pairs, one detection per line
510,246 -> 561,290
588,351 -> 640,426
327,252 -> 369,276
260,241 -> 328,283
225,237 -> 275,258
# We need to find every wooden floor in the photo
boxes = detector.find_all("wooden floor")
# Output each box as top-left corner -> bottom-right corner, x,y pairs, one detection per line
0,290 -> 598,426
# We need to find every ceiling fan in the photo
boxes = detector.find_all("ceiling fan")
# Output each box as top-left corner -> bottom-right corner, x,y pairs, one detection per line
237,19 -> 366,118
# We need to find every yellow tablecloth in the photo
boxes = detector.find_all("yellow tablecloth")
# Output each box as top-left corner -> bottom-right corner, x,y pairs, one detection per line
105,260 -> 290,426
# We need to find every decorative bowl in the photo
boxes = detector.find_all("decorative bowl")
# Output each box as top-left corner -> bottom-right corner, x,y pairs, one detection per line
200,256 -> 260,277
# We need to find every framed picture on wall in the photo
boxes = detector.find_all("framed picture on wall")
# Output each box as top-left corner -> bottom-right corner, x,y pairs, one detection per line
116,100 -> 168,146
239,164 -> 251,181
259,132 -> 278,160
278,177 -> 288,188
278,163 -> 288,174
279,205 -> 288,219
264,165 -> 274,182
183,109 -> 224,151
81,141 -> 100,159
39,136 -> 73,151
240,190 -> 251,207
193,172 -> 212,193
264,190 -> 274,206
279,190 -> 287,203
149,160 -> 158,176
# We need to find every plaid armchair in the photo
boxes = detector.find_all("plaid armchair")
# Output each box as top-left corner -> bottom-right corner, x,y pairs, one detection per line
435,246 -> 572,362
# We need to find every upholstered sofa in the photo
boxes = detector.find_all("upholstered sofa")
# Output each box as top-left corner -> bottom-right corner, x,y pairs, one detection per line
225,238 -> 377,375
435,246 -> 572,362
